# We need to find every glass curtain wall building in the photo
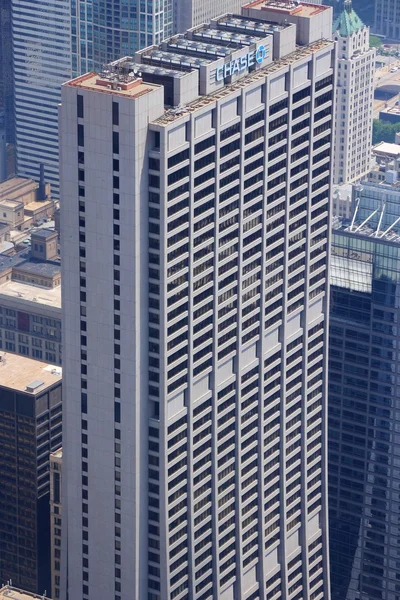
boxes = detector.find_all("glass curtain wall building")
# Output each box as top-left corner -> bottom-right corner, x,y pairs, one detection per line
12,0 -> 72,199
0,0 -> 14,146
329,219 -> 400,599
71,0 -> 174,76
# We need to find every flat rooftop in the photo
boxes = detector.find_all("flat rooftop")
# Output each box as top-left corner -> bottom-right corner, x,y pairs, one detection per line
25,200 -> 54,212
243,0 -> 330,17
0,587 -> 52,600
14,259 -> 61,278
31,228 -> 57,239
0,198 -> 23,209
373,141 -> 400,158
0,279 -> 62,309
0,177 -> 37,200
65,71 -> 160,98
0,352 -> 62,394
0,249 -> 61,277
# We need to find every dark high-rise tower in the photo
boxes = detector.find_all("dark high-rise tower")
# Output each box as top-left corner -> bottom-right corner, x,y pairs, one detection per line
0,353 -> 62,594
329,167 -> 400,599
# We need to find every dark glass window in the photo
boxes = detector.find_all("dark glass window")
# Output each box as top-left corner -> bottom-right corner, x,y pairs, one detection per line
53,472 -> 61,503
78,124 -> 84,147
112,102 -> 119,126
113,131 -> 119,154
77,95 -> 84,118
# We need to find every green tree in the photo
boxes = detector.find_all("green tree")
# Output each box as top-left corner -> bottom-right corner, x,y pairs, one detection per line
372,119 -> 400,144
370,35 -> 383,48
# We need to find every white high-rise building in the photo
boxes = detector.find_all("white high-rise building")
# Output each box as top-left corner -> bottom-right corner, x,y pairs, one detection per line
332,0 -> 375,185
11,0 -> 72,199
60,3 -> 335,599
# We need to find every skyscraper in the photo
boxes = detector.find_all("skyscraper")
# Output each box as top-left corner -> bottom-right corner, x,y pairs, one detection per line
175,0 -> 252,40
0,0 -> 14,146
11,0 -> 72,199
374,0 -> 400,38
332,0 -> 375,185
60,4 -> 334,599
71,0 -> 173,75
329,144 -> 400,600
0,353 -> 62,594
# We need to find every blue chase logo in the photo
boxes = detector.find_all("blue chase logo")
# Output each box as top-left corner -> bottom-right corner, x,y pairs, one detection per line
216,44 -> 268,82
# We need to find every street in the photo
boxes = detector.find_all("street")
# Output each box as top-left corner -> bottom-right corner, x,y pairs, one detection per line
374,58 -> 400,118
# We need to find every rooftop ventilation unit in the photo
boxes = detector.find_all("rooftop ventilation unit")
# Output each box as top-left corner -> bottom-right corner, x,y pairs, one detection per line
26,379 -> 44,393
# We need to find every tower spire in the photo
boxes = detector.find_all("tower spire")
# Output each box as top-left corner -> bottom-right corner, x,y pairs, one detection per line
345,0 -> 352,13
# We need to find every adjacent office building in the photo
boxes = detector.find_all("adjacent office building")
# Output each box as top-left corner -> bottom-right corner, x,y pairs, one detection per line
0,110 -> 6,182
0,0 -> 14,146
0,353 -> 62,594
0,176 -> 55,230
50,448 -> 62,600
175,0 -> 254,41
0,229 -> 62,364
0,586 -> 52,600
60,3 -> 334,599
11,0 -> 72,199
329,145 -> 400,599
374,0 -> 400,39
72,0 -> 174,75
332,0 -> 375,185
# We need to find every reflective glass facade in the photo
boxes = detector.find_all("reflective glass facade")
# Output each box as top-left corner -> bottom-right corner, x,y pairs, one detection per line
12,0 -> 73,199
329,229 -> 400,600
0,0 -> 14,145
72,0 -> 173,75
356,181 -> 400,234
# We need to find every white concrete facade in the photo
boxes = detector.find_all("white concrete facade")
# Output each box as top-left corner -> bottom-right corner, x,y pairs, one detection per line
60,6 -> 334,600
333,1 -> 375,185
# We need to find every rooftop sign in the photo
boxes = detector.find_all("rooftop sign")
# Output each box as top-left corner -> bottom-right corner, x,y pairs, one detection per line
216,45 -> 268,81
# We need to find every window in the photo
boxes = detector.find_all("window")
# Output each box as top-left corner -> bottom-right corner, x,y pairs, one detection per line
113,131 -> 119,154
53,472 -> 61,503
112,102 -> 119,126
78,124 -> 84,146
77,95 -> 84,118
